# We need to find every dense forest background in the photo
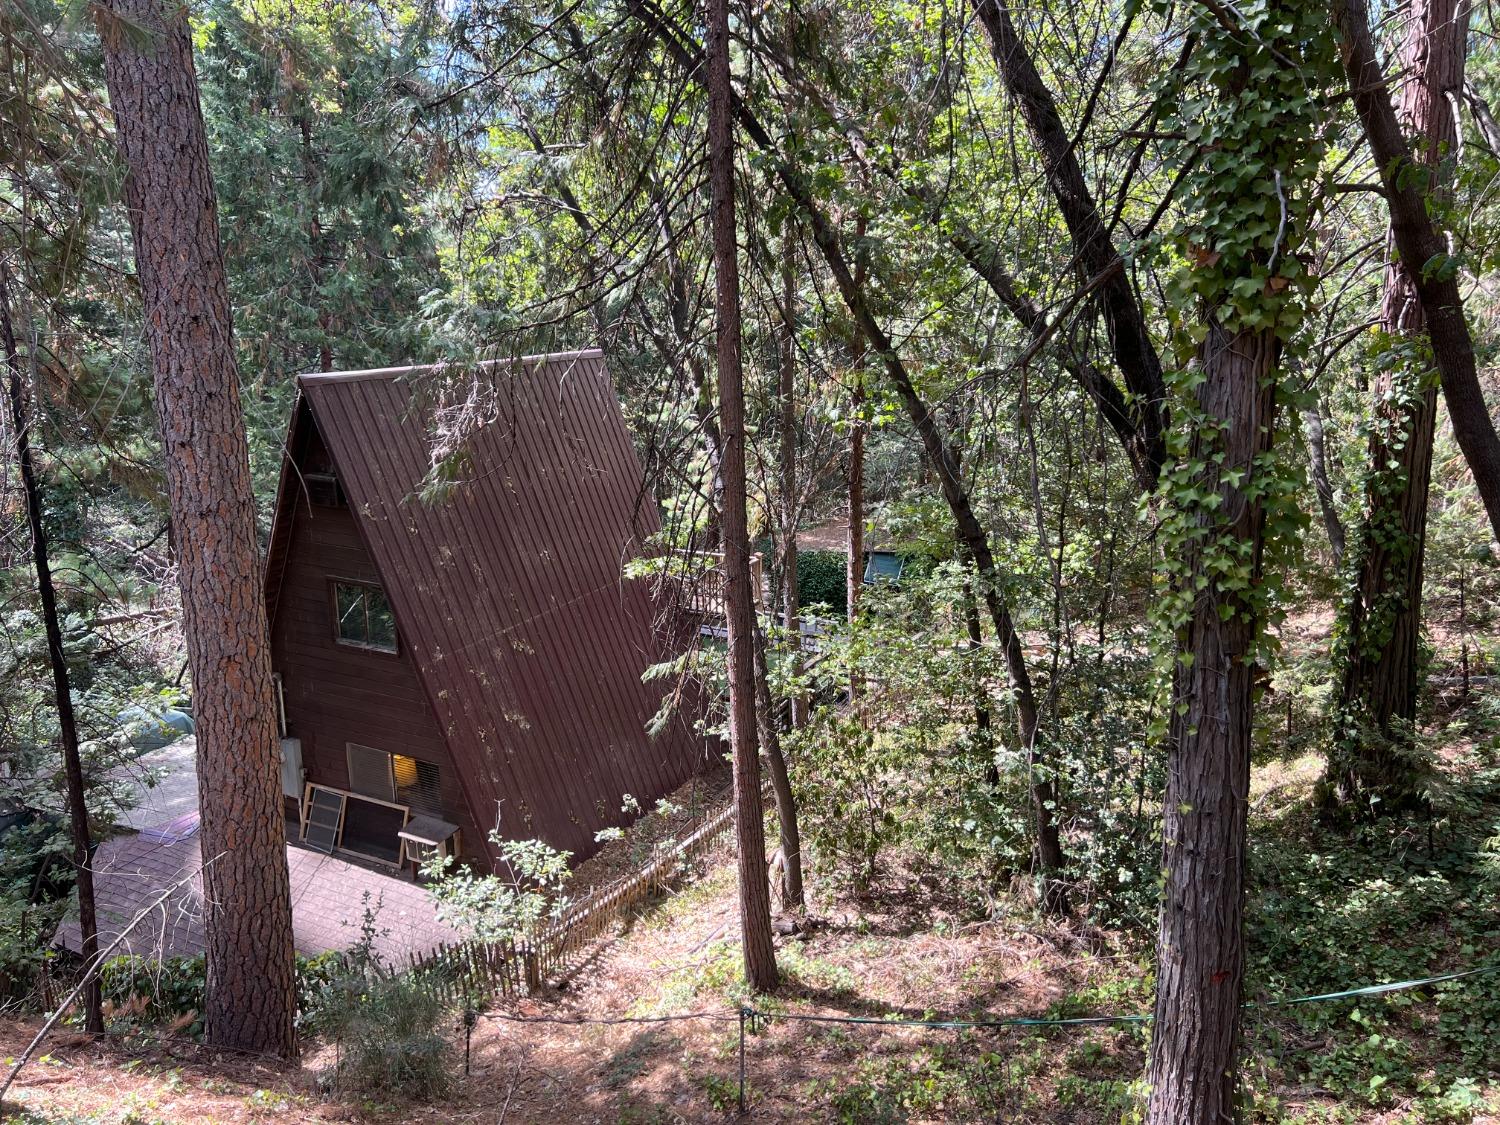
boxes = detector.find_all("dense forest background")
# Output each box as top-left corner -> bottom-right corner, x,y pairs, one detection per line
3,0 -> 1500,1119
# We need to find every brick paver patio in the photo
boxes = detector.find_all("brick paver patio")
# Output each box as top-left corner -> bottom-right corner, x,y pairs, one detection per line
57,823 -> 463,967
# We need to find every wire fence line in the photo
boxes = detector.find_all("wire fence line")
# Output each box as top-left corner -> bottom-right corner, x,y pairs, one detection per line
20,784 -> 1494,1115
468,961 -> 1500,1113
472,959 -> 1500,1035
482,1008 -> 741,1026
16,891 -> 1494,1116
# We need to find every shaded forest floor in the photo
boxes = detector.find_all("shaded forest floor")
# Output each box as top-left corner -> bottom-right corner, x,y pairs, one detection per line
4,691 -> 1500,1122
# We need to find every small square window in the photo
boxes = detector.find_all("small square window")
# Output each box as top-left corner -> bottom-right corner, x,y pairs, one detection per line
332,581 -> 398,653
304,472 -> 344,508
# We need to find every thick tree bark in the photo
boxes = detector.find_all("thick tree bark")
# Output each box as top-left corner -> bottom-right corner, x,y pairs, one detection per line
95,0 -> 298,1057
1147,323 -> 1280,1124
630,0 -> 1068,912
1334,0 -> 1500,541
970,0 -> 1169,486
706,0 -> 778,992
1331,0 -> 1469,807
1,268 -> 103,1035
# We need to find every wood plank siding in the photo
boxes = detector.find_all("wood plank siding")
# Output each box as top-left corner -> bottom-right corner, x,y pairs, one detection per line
268,409 -> 484,860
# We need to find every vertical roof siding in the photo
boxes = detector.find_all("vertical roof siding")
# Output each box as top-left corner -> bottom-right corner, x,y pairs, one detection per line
298,351 -> 705,861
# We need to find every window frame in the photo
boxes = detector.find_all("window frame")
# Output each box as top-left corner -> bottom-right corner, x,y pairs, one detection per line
303,471 -> 345,508
328,578 -> 399,654
344,743 -> 443,817
346,742 -> 395,802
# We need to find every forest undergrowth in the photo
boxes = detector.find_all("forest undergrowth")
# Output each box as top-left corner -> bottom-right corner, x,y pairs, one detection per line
2,696 -> 1497,1124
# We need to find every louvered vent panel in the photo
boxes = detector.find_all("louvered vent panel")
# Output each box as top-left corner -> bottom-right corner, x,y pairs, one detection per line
346,743 -> 394,802
395,756 -> 444,816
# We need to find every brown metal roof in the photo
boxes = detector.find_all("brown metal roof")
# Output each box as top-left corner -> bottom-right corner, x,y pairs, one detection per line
269,350 -> 706,862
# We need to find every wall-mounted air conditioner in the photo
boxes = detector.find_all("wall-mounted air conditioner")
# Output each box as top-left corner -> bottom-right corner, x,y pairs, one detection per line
280,737 -> 304,800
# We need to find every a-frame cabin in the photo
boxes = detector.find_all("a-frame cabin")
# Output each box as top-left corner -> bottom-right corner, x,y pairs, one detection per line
262,350 -> 706,871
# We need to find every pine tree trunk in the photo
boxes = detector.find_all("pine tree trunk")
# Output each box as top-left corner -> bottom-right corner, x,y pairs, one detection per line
628,0 -> 1069,912
706,0 -> 778,992
779,245 -> 805,729
1,269 -> 103,1035
1331,0 -> 1468,808
95,0 -> 298,1058
1146,322 -> 1280,1124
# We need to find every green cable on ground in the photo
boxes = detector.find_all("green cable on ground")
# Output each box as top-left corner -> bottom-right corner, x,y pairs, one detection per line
743,961 -> 1500,1031
1251,962 -> 1500,1008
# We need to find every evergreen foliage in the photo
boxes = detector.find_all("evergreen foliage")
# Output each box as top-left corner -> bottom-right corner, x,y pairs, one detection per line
2,0 -> 1500,1112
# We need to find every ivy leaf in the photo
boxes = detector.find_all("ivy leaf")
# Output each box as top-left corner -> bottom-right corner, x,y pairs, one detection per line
1189,244 -> 1223,270
1420,252 -> 1461,283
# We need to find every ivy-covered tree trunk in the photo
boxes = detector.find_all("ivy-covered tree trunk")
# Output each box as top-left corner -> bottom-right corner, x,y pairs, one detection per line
95,0 -> 298,1058
1330,0 -> 1469,809
1335,0 -> 1500,542
1148,323 -> 1279,1123
1145,3 -> 1335,1118
706,0 -> 778,992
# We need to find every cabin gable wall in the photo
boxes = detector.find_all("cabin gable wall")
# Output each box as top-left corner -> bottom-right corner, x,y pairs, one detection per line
268,424 -> 484,863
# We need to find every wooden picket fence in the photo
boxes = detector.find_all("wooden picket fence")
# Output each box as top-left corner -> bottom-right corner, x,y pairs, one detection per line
405,797 -> 738,1003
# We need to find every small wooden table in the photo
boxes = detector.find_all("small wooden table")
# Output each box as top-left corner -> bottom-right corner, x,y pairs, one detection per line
398,814 -> 461,877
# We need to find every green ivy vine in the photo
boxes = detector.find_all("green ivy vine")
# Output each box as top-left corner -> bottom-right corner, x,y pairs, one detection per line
1144,0 -> 1342,709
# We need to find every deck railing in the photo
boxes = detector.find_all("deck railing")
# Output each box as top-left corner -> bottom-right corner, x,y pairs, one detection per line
678,549 -> 763,616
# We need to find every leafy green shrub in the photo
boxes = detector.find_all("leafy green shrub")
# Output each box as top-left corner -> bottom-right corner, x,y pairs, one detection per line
0,822 -> 72,1004
788,711 -> 900,894
808,1042 -> 1042,1123
96,949 -> 359,1038
318,969 -> 451,1098
85,901 -> 456,1100
423,834 -> 571,943
295,950 -> 348,1034
1300,1007 -> 1416,1104
792,563 -> 1162,917
312,896 -> 453,1098
99,954 -> 208,1033
1242,768 -> 1500,1106
797,549 -> 847,617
